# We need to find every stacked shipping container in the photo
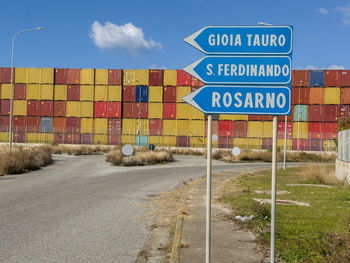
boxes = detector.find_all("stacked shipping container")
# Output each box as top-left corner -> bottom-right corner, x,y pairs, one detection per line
1,67 -> 349,151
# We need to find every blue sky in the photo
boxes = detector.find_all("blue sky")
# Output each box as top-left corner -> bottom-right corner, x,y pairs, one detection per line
0,0 -> 349,70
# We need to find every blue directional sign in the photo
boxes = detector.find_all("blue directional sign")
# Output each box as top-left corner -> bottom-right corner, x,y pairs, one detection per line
184,56 -> 291,85
182,86 -> 291,115
184,26 -> 293,55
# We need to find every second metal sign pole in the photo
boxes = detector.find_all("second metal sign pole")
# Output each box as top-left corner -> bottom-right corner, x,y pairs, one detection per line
271,116 -> 278,263
206,114 -> 212,263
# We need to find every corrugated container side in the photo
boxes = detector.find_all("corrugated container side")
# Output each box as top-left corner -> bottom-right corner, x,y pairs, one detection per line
278,122 -> 293,139
94,118 -> 108,134
80,69 -> 94,85
108,134 -> 121,145
13,116 -> 26,131
308,87 -> 324,104
81,118 -> 94,133
135,135 -> 148,146
163,103 -> 176,119
176,103 -> 190,120
262,121 -> 273,138
176,86 -> 191,103
26,116 -> 40,132
13,132 -> 26,143
122,119 -> 136,135
108,85 -> 122,101
80,85 -> 94,101
121,134 -> 135,145
262,138 -> 273,149
292,70 -> 309,87
0,67 -> 11,83
81,133 -> 94,144
66,117 -> 81,133
278,105 -> 293,122
219,120 -> 233,137
39,101 -> 53,116
148,103 -> 163,119
53,117 -> 66,133
64,133 -> 81,144
191,76 -> 204,88
340,70 -> 350,86
190,107 -> 204,120
309,70 -> 324,86
248,121 -> 263,138
162,136 -> 176,147
233,138 -> 248,149
26,100 -> 40,116
41,68 -> 54,84
163,120 -> 177,136
323,123 -> 338,139
177,120 -> 190,136
233,115 -> 248,121
340,105 -> 350,120
107,102 -> 121,118
1,83 -> 11,99
177,70 -> 192,86
122,102 -> 134,119
190,137 -> 205,148
292,122 -> 308,139
0,99 -> 10,115
66,101 -> 80,117
248,138 -> 262,149
219,114 -> 234,121
67,69 -> 80,84
123,86 -> 136,102
95,69 -> 108,85
163,70 -> 177,86
40,84 -> 54,100
135,70 -> 149,85
293,105 -> 308,122
27,84 -> 40,100
123,70 -> 136,85
177,136 -> 191,147
149,119 -> 162,136
219,137 -> 233,148
149,70 -> 163,86
94,85 -> 108,101
134,103 -> 148,119
233,121 -> 247,138
149,86 -> 163,102
13,100 -> 26,116
54,85 -> 67,101
325,70 -> 340,86
135,86 -> 149,102
108,118 -> 122,134
27,68 -> 41,84
0,116 -> 10,131
14,84 -> 26,100
55,69 -> 68,84
324,87 -> 340,104
324,105 -> 339,122
309,139 -> 323,151
292,139 -> 309,150
136,119 -> 149,135
67,85 -> 80,101
292,87 -> 309,104
80,101 -> 93,117
277,139 -> 293,150
94,102 -> 108,118
14,68 -> 28,83
108,69 -> 122,85
308,105 -> 324,122
163,86 -> 176,102
340,88 -> 350,104
205,120 -> 219,137
308,123 -> 324,139
248,115 -> 263,121
40,117 -> 53,132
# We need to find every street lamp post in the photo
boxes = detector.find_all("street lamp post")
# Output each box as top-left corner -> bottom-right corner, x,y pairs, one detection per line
9,26 -> 44,153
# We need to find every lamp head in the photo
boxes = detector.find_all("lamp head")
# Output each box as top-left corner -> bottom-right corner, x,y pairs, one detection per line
37,27 -> 45,30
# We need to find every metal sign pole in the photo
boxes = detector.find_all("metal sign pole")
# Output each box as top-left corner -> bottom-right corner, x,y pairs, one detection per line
283,115 -> 287,169
206,114 -> 212,263
271,116 -> 278,263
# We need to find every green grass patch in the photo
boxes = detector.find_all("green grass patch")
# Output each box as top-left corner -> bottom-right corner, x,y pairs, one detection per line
220,166 -> 350,262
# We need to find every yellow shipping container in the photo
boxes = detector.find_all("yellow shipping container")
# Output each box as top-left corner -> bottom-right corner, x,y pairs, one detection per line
122,119 -> 136,135
324,87 -> 340,104
27,84 -> 40,100
121,134 -> 136,145
263,122 -> 273,138
95,69 -> 108,85
13,100 -> 26,116
80,102 -> 93,117
40,84 -> 54,100
204,136 -> 219,148
323,140 -> 336,151
248,121 -> 263,138
233,138 -> 248,149
108,85 -> 122,101
219,114 -> 234,121
41,68 -> 54,84
1,83 -> 11,99
123,70 -> 136,85
277,139 -> 292,150
190,120 -> 205,137
0,132 -> 9,141
248,138 -> 262,149
177,120 -> 190,136
27,133 -> 53,144
54,85 -> 67,100
149,135 -> 163,146
163,120 -> 177,136
27,68 -> 40,83
80,85 -> 94,101
27,68 -> 54,84
135,70 -> 149,85
15,68 -> 28,83
95,85 -> 108,101
176,86 -> 191,102
66,101 -> 80,117
94,118 -> 108,134
80,69 -> 95,85
233,115 -> 249,121
163,70 -> 177,86
292,122 -> 308,139
81,118 -> 94,133
176,103 -> 190,120
94,134 -> 108,145
148,103 -> 163,119
149,86 -> 163,102
162,136 -> 176,147
190,137 -> 205,147
136,119 -> 149,135
190,107 -> 204,120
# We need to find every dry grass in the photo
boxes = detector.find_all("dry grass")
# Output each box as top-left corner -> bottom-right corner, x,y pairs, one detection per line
303,165 -> 339,185
169,148 -> 203,156
105,150 -> 123,165
0,145 -> 53,176
49,145 -> 116,155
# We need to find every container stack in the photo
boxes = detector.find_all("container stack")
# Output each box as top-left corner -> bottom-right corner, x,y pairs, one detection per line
0,67 -> 349,151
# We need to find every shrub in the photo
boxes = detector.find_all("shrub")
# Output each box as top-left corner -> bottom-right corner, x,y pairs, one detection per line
122,156 -> 143,166
106,150 -> 123,165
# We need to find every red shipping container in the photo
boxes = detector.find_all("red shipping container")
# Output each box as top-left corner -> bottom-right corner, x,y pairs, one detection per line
14,84 -> 26,99
108,69 -> 122,85
308,105 -> 324,122
108,119 -> 122,134
122,102 -> 134,118
54,133 -> 64,144
40,101 -> 53,116
177,136 -> 190,147
177,70 -> 192,86
94,102 -> 108,118
233,121 -> 247,138
292,87 -> 309,104
323,123 -> 338,139
122,86 -> 136,102
163,103 -> 176,119
0,116 -> 10,131
0,99 -> 10,115
64,133 -> 81,144
308,122 -> 324,139
55,68 -> 68,84
13,116 -> 26,132
324,105 -> 339,122
26,116 -> 40,132
27,100 -> 40,116
340,88 -> 350,104
262,115 -> 273,121
0,67 -> 11,83
292,70 -> 309,87
205,120 -> 219,137
54,101 -> 66,117
163,86 -> 176,102
278,106 -> 294,122
219,137 -> 233,148
325,70 -> 340,86
292,139 -> 309,151
81,133 -> 93,144
67,69 -> 80,84
262,138 -> 273,149
249,115 -> 263,121
149,70 -> 163,86
340,70 -> 350,87
340,105 -> 350,120
219,120 -> 234,137
53,117 -> 66,133
108,134 -> 121,145
149,119 -> 162,135
135,103 -> 148,119
13,132 -> 26,143
309,139 -> 323,151
66,117 -> 81,133
191,76 -> 204,88
278,122 -> 293,139
67,85 -> 80,100
108,102 -> 121,118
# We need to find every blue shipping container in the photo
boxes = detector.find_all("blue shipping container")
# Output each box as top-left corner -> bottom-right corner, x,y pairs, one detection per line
309,70 -> 324,87
40,117 -> 53,132
135,135 -> 148,146
135,86 -> 149,102
293,105 -> 308,122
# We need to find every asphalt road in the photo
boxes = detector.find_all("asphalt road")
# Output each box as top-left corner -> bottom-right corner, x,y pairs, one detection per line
0,154 -> 272,263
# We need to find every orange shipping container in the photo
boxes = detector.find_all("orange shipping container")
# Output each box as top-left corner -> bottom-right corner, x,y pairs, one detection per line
308,87 -> 324,104
340,88 -> 350,104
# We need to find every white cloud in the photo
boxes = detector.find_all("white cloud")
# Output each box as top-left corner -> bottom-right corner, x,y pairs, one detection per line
298,65 -> 345,70
327,65 -> 345,70
317,8 -> 329,15
89,21 -> 162,55
304,65 -> 319,70
149,64 -> 167,69
335,3 -> 350,25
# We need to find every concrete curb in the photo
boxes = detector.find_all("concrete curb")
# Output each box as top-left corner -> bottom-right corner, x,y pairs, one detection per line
170,215 -> 184,263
